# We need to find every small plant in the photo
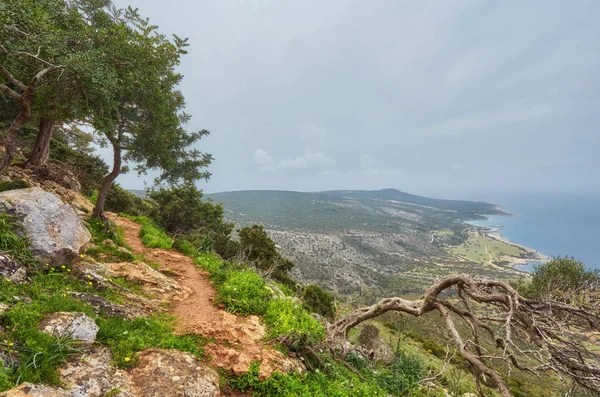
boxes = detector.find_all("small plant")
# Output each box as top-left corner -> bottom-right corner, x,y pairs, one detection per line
215,267 -> 271,315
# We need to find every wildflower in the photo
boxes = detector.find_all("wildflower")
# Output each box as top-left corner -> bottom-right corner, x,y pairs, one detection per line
63,293 -> 67,297
87,275 -> 92,279
67,269 -> 71,272
50,267 -> 55,271
88,282 -> 93,286
124,357 -> 131,362
61,265 -> 66,269
8,342 -> 13,347
79,254 -> 85,258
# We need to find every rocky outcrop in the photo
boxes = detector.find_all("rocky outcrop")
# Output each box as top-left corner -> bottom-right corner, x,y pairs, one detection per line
0,383 -> 70,397
0,187 -> 91,265
68,292 -> 141,319
58,348 -> 115,397
0,254 -> 27,283
127,349 -> 220,397
38,312 -> 98,343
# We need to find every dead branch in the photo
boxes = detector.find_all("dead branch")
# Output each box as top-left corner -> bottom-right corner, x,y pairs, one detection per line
326,275 -> 600,397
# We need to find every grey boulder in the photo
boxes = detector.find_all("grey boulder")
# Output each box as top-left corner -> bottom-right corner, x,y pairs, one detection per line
0,187 -> 91,265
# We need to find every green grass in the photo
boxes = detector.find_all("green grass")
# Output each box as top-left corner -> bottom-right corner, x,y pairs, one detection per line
263,298 -> 325,346
214,266 -> 271,315
96,315 -> 206,367
125,216 -> 173,249
448,233 -> 524,264
0,214 -> 35,265
86,217 -> 126,247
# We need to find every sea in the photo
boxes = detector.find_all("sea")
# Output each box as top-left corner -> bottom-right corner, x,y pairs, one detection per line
465,193 -> 600,272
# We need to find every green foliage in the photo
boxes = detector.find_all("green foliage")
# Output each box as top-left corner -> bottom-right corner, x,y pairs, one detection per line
105,185 -> 155,217
214,266 -> 271,315
96,315 -> 206,367
149,184 -> 231,236
225,361 -> 390,397
357,324 -> 380,350
238,224 -> 295,287
126,216 -> 172,249
519,256 -> 599,304
263,298 -> 326,347
0,179 -> 30,192
301,285 -> 335,319
0,214 -> 34,264
85,217 -> 126,247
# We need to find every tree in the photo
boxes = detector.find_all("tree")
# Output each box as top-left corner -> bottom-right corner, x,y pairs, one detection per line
89,6 -> 212,220
324,275 -> 600,396
0,0 -> 115,170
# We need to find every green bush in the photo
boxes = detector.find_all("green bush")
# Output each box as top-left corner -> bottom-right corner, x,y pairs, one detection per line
301,285 -> 335,319
519,256 -> 599,304
127,216 -> 172,249
106,185 -> 155,217
149,184 -> 232,236
0,179 -> 30,192
215,267 -> 271,315
263,298 -> 325,347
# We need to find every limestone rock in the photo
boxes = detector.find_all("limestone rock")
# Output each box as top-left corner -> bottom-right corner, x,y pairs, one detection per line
59,347 -> 114,397
0,302 -> 10,315
126,349 -> 220,397
0,255 -> 27,283
38,312 -> 98,343
0,188 -> 91,265
0,383 -> 70,397
68,292 -> 141,319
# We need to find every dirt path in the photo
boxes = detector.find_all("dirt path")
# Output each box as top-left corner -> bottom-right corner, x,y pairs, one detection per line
108,214 -> 301,379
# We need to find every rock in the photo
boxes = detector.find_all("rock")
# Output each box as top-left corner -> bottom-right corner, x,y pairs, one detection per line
59,347 -> 114,397
127,349 -> 220,397
0,383 -> 70,397
69,292 -> 141,319
0,254 -> 27,283
0,188 -> 91,265
0,302 -> 10,315
116,246 -> 132,256
101,239 -> 117,249
38,312 -> 98,343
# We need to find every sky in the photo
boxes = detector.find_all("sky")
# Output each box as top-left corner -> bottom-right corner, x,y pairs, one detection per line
109,0 -> 600,200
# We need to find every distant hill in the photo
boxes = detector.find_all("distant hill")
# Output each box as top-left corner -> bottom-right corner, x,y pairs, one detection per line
207,189 -> 515,296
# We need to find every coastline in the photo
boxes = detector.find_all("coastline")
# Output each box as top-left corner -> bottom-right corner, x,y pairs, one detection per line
465,216 -> 550,272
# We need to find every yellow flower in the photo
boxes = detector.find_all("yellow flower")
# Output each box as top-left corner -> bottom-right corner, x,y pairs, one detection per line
61,265 -> 66,269
87,275 -> 92,279
8,342 -> 13,347
79,254 -> 85,258
50,267 -> 55,271
88,282 -> 93,285
63,293 -> 67,297
124,357 -> 131,362
67,269 -> 71,272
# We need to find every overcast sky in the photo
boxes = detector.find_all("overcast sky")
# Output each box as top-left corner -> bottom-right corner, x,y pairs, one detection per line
109,0 -> 600,200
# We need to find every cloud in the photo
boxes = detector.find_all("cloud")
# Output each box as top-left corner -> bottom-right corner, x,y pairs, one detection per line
452,164 -> 464,170
254,147 -> 336,172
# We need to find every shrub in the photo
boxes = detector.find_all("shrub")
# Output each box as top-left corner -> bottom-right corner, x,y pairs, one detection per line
357,324 -> 380,351
263,297 -> 326,347
0,179 -> 30,192
149,184 -> 233,236
520,256 -> 599,304
301,285 -> 335,319
105,185 -> 155,217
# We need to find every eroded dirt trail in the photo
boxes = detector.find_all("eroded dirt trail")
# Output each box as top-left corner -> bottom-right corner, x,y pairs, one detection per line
108,214 -> 301,379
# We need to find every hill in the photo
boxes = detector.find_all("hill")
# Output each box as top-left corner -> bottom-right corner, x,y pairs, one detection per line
207,189 -> 524,297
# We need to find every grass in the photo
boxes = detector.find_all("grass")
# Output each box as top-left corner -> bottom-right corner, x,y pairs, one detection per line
0,179 -> 30,193
125,216 -> 173,249
263,298 -> 325,346
0,214 -> 35,265
213,266 -> 271,315
96,315 -> 206,367
448,232 -> 524,264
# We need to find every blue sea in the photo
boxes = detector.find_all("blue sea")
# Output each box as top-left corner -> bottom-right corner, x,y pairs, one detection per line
465,193 -> 600,271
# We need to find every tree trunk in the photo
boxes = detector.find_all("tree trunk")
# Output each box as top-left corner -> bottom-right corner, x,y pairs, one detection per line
0,103 -> 32,174
92,138 -> 122,221
26,116 -> 55,167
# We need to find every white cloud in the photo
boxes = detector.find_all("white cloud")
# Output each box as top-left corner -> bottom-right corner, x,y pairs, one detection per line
254,147 -> 336,172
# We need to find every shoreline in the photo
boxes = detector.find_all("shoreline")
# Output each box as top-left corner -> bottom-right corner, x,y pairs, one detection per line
465,217 -> 550,272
